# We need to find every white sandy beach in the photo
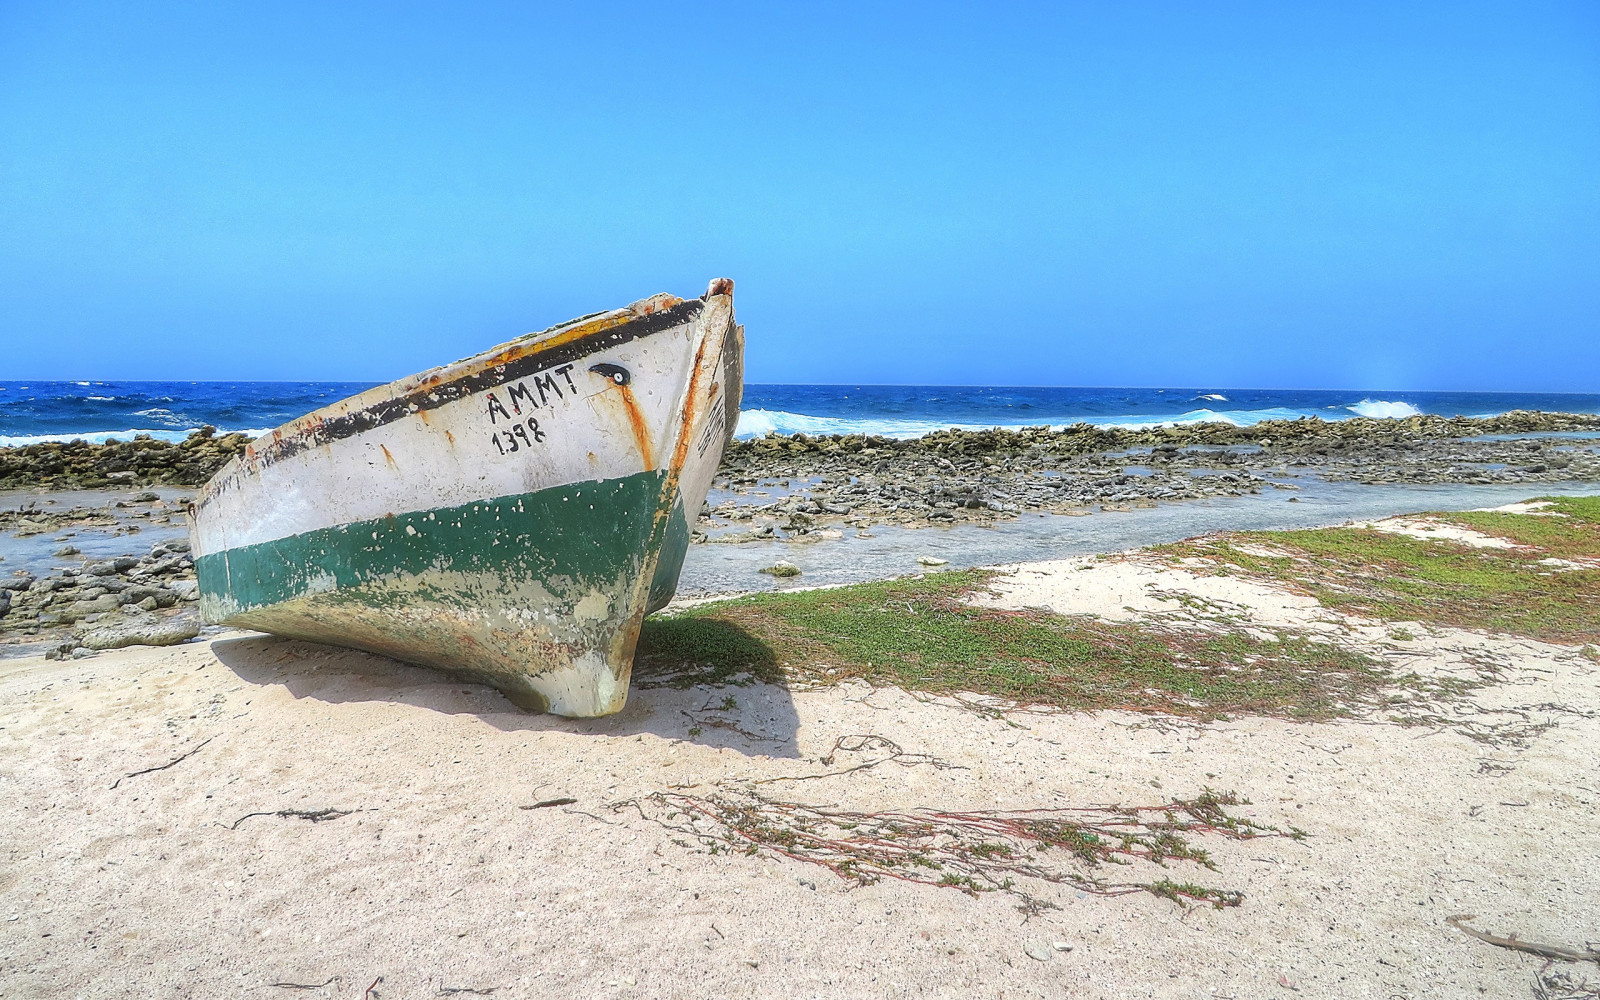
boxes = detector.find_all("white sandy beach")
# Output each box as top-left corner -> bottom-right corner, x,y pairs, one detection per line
3,530 -> 1598,999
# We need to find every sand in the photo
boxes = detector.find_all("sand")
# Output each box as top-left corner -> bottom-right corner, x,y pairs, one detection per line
3,544 -> 1599,998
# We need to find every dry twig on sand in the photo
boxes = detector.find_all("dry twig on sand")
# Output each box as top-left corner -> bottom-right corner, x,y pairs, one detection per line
109,737 -> 213,789
1447,914 -> 1600,964
226,808 -> 357,830
680,709 -> 783,744
621,785 -> 1300,913
754,734 -> 966,784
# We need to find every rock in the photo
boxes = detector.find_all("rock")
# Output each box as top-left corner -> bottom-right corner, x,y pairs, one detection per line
1,574 -> 35,592
86,557 -> 139,576
916,556 -> 949,566
66,594 -> 122,618
54,545 -> 81,557
131,491 -> 161,502
1052,941 -> 1073,952
168,580 -> 200,601
77,615 -> 201,650
758,561 -> 802,578
1023,939 -> 1053,962
0,591 -> 9,619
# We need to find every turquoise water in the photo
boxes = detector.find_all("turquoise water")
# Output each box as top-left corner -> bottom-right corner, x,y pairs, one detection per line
3,381 -> 1599,447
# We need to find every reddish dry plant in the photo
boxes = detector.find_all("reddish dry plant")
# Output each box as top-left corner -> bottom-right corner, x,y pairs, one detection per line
623,786 -> 1302,912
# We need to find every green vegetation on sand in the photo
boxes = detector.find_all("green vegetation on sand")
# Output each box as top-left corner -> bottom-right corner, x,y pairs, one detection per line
1162,495 -> 1600,645
637,570 -> 1394,720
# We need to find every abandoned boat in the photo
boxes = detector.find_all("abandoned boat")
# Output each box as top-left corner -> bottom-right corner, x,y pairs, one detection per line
188,279 -> 743,717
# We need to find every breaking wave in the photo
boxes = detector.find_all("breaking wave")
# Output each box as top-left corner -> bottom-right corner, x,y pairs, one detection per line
0,428 -> 271,448
735,405 -> 1382,440
1346,399 -> 1423,419
132,407 -> 189,426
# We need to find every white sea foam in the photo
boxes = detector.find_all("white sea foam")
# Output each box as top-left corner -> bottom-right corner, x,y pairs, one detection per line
133,407 -> 188,426
734,409 -> 1018,439
736,405 -> 1336,440
0,428 -> 271,448
1347,399 -> 1423,419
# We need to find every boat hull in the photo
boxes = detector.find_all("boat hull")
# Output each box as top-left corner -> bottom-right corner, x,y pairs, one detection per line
189,281 -> 741,716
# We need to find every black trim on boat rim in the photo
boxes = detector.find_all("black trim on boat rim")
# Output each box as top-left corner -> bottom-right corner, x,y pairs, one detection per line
246,298 -> 705,468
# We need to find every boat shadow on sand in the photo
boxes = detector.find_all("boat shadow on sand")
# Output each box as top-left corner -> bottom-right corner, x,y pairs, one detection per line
210,623 -> 802,759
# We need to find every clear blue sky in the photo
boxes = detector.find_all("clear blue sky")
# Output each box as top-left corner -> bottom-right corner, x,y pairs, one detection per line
2,2 -> 1597,390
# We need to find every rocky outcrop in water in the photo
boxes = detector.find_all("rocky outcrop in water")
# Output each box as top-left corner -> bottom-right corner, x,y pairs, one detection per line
3,411 -> 1597,493
710,411 -> 1600,533
0,426 -> 250,490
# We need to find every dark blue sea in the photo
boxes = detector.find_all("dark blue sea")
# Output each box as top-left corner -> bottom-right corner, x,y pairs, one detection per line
3,381 -> 1599,447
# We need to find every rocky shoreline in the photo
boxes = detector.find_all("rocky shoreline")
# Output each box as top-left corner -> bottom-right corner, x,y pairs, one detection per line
1,544 -> 200,655
707,409 -> 1600,535
3,411 -> 1597,495
1,491 -> 200,655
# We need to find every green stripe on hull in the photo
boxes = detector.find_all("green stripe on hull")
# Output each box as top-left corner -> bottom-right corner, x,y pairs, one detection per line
195,470 -> 674,716
645,500 -> 693,614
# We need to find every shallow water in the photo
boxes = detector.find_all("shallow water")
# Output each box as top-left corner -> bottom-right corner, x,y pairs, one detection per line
673,479 -> 1600,599
0,487 -> 192,578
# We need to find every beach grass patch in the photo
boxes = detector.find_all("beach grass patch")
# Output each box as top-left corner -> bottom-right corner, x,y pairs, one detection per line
1161,497 -> 1600,644
637,570 -> 1398,720
1437,495 -> 1600,558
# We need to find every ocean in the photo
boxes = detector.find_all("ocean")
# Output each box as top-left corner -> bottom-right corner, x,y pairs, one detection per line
3,381 -> 1600,448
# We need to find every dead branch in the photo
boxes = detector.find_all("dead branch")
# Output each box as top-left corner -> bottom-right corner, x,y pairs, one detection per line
437,988 -> 498,996
110,737 -> 213,789
364,977 -> 383,1000
561,807 -> 621,826
519,798 -> 577,810
1447,914 -> 1600,964
226,808 -> 357,830
270,978 -> 337,990
680,709 -> 783,743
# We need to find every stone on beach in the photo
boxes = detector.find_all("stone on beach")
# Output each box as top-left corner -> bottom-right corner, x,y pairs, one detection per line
76,614 -> 201,650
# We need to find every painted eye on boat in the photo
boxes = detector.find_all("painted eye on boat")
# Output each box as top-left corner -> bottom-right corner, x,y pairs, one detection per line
589,363 -> 630,386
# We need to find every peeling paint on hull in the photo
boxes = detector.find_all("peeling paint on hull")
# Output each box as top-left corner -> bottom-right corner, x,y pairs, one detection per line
188,280 -> 742,717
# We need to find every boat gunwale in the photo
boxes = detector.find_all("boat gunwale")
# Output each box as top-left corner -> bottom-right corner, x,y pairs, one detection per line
194,291 -> 711,507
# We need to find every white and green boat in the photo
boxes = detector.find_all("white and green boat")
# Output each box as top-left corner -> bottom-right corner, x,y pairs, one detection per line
188,279 -> 743,717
